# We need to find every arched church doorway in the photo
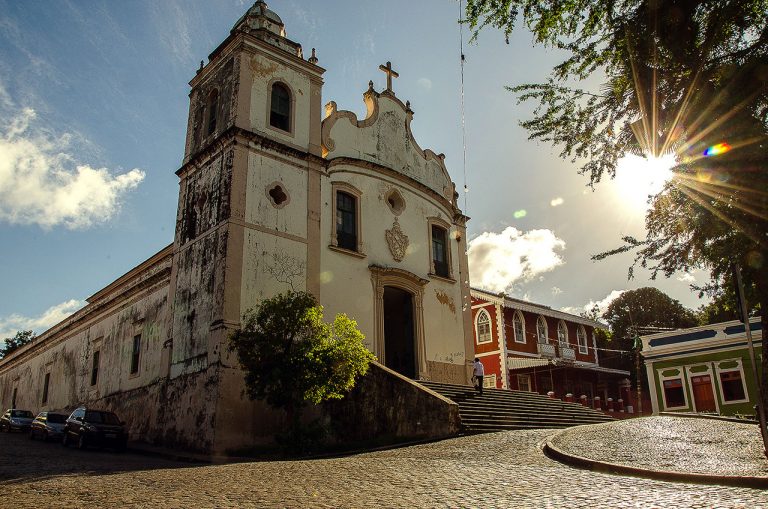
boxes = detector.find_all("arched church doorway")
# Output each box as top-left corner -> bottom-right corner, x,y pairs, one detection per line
383,286 -> 416,378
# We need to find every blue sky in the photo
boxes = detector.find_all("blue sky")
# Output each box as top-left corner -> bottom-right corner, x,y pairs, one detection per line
0,0 -> 709,340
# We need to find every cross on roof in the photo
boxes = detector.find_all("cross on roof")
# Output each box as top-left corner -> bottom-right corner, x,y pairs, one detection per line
378,61 -> 399,92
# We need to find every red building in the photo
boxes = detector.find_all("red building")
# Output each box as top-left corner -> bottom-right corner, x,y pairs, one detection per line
471,288 -> 633,412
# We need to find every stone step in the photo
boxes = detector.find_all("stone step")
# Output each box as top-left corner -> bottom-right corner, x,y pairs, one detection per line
418,379 -> 614,433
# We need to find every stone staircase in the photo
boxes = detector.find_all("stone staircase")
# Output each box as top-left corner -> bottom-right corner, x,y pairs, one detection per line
419,381 -> 614,433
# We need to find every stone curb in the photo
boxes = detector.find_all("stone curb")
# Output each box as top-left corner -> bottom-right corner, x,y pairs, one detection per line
542,429 -> 768,490
659,411 -> 759,425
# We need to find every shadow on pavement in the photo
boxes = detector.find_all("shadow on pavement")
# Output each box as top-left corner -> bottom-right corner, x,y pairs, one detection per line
0,431 -> 196,484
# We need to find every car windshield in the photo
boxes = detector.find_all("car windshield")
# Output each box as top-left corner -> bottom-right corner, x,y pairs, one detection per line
46,414 -> 66,423
84,411 -> 120,425
11,410 -> 33,418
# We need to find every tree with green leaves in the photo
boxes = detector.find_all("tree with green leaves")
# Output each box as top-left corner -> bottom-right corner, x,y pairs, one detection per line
600,288 -> 698,361
465,0 -> 768,423
229,291 -> 375,446
0,330 -> 36,359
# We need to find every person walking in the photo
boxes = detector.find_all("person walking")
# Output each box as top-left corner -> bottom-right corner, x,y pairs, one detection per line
472,358 -> 485,395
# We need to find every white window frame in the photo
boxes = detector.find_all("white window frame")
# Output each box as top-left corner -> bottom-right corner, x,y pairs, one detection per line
659,367 -> 689,411
517,374 -> 532,392
536,315 -> 548,344
577,325 -> 588,354
427,217 -> 454,281
557,320 -> 568,347
475,309 -> 492,344
714,359 -> 749,404
330,182 -> 364,256
512,311 -> 526,344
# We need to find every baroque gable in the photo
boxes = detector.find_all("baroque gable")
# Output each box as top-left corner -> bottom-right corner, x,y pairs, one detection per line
321,84 -> 456,203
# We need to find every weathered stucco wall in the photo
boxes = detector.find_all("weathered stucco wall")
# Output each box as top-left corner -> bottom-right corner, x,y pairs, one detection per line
249,52 -> 314,149
318,160 -> 470,380
0,248 -> 175,441
321,362 -> 461,446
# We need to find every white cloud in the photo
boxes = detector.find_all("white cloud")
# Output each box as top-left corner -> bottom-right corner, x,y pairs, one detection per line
0,299 -> 84,341
571,290 -> 625,317
551,286 -> 563,296
417,78 -> 432,91
468,226 -> 566,293
550,197 -> 564,207
0,108 -> 145,229
676,272 -> 696,283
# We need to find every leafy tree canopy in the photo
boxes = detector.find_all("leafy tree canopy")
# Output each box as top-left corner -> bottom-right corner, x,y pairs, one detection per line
598,288 -> 698,374
466,0 -> 768,416
0,330 -> 36,359
229,291 -> 375,423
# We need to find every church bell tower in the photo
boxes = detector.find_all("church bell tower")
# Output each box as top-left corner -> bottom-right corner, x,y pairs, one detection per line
167,1 -> 325,450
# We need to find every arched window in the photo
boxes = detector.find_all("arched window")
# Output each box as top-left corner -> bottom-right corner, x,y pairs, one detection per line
270,82 -> 291,131
512,311 -> 525,344
476,310 -> 492,344
206,89 -> 219,136
557,321 -> 568,345
577,326 -> 588,354
536,316 -> 548,344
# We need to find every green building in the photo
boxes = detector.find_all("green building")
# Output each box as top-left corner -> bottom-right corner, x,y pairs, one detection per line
641,318 -> 763,416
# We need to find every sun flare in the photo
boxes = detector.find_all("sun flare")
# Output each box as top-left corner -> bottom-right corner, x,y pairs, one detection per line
614,154 -> 676,211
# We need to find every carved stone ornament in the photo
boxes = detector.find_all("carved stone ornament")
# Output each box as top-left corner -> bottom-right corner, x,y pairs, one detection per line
385,218 -> 409,262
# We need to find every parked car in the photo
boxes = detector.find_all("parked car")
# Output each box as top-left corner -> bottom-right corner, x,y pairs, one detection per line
30,411 -> 68,441
0,409 -> 34,432
62,407 -> 128,451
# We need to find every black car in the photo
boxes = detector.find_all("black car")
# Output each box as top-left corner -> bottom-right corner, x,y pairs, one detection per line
0,409 -> 34,432
62,407 -> 128,451
30,411 -> 68,441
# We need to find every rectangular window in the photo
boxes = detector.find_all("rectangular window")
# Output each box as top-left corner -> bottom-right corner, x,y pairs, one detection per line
12,387 -> 17,408
483,374 -> 496,388
42,373 -> 50,404
431,225 -> 449,278
663,378 -> 686,408
90,350 -> 100,386
130,334 -> 141,374
517,374 -> 531,392
336,191 -> 357,251
719,371 -> 746,402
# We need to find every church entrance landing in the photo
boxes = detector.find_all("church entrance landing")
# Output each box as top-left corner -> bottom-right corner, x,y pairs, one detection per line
383,286 -> 416,379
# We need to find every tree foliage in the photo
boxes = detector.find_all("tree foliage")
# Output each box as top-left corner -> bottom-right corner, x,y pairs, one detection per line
229,292 -> 375,425
598,288 -> 698,380
466,0 -> 768,416
0,330 -> 36,359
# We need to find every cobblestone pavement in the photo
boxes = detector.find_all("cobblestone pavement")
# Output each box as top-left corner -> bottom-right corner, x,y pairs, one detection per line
550,416 -> 768,478
1,429 -> 766,508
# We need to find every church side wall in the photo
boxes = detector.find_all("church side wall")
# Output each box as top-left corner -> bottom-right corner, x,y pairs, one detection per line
0,266 -> 172,443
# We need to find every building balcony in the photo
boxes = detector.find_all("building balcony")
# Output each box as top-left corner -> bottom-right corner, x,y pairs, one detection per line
537,342 -> 556,358
559,343 -> 576,362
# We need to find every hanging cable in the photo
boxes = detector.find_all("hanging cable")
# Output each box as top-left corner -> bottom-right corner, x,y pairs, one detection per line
458,0 -> 468,216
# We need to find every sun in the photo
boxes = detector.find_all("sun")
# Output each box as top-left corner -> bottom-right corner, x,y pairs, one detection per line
613,154 -> 676,211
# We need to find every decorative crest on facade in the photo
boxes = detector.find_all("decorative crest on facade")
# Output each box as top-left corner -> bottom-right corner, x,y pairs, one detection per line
385,218 -> 409,262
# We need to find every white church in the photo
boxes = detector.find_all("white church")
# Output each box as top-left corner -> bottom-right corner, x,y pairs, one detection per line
0,1 -> 473,454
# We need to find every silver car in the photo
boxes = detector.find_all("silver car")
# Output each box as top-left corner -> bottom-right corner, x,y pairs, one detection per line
30,411 -> 67,441
0,409 -> 34,432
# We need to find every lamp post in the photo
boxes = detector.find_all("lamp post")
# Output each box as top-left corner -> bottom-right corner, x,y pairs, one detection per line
626,306 -> 643,415
732,264 -> 768,457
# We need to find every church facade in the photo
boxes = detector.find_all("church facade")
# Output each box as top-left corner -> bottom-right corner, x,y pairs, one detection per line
0,2 -> 472,454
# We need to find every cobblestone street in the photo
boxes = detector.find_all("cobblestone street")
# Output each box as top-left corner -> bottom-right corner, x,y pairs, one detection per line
1,430 -> 765,508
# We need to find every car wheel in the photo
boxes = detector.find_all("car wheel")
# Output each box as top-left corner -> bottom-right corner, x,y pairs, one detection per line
29,430 -> 34,440
62,432 -> 69,447
77,434 -> 87,450
43,430 -> 49,442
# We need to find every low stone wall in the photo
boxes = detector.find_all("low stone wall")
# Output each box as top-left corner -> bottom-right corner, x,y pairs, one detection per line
322,361 -> 461,448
